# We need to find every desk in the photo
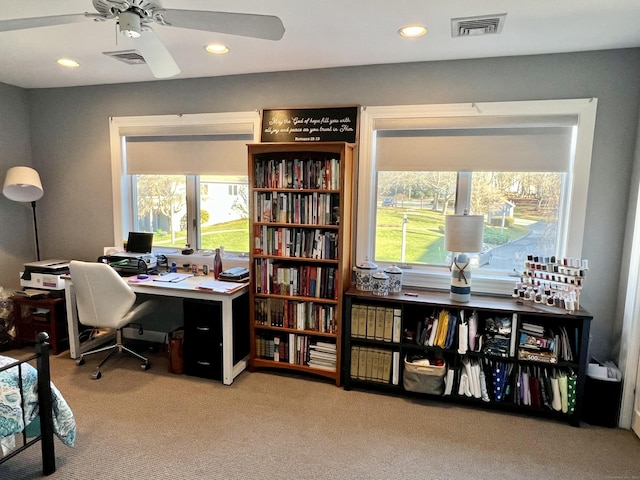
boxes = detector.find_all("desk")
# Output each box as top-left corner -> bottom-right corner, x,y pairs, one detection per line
64,275 -> 249,385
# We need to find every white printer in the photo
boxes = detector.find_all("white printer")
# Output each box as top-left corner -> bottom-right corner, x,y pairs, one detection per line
19,259 -> 70,290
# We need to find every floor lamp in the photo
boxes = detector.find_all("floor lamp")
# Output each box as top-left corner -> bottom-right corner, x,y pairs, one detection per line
3,166 -> 44,261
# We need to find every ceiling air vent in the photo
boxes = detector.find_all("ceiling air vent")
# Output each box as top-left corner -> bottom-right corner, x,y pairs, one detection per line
103,49 -> 147,65
451,13 -> 506,37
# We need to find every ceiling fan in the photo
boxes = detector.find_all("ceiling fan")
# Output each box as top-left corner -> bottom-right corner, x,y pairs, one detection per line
0,0 -> 285,79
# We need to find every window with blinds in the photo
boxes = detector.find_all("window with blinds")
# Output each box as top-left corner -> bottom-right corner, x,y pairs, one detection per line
356,100 -> 597,294
110,112 -> 260,252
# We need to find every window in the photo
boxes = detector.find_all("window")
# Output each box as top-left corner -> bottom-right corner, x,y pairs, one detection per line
132,174 -> 186,248
375,170 -> 564,268
357,100 -> 597,294
109,112 -> 261,253
130,174 -> 250,252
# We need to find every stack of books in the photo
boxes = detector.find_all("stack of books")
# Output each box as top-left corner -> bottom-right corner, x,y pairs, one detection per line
307,341 -> 336,371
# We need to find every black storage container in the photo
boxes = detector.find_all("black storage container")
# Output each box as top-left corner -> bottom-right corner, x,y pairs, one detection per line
582,364 -> 622,428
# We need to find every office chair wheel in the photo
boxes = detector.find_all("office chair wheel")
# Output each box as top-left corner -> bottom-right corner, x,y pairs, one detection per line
91,368 -> 102,380
141,362 -> 150,371
76,358 -> 85,366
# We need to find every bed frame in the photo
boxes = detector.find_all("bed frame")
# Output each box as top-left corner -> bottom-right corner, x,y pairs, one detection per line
0,332 -> 56,475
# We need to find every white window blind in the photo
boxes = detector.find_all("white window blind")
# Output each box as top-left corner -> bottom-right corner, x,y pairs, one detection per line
125,133 -> 253,175
374,114 -> 578,172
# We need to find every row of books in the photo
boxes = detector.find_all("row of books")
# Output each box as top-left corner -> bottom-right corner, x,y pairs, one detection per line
253,191 -> 340,225
255,333 -> 336,371
253,156 -> 340,190
254,259 -> 337,299
350,304 -> 402,343
350,346 -> 400,385
254,297 -> 337,333
253,225 -> 338,259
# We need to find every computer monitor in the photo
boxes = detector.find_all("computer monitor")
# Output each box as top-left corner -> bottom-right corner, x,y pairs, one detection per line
126,232 -> 154,254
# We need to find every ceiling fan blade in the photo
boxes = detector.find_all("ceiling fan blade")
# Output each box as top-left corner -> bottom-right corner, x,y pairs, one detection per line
160,10 -> 285,41
134,27 -> 180,79
0,14 -> 89,33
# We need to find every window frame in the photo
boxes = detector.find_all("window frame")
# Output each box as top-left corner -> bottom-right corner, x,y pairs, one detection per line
356,99 -> 598,294
109,112 -> 261,250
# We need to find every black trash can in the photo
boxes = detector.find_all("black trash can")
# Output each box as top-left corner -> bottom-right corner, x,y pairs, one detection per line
582,363 -> 622,428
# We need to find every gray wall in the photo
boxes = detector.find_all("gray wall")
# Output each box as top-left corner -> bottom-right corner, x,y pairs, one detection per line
0,82 -> 36,286
4,48 -> 640,360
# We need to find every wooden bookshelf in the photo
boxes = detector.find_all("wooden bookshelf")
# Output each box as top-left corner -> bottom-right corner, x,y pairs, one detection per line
248,142 -> 354,386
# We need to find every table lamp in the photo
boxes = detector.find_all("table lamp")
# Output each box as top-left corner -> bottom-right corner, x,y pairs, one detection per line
3,166 -> 44,260
445,213 -> 484,302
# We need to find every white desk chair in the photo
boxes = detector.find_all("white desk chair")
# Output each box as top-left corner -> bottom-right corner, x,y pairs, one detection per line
69,260 -> 155,379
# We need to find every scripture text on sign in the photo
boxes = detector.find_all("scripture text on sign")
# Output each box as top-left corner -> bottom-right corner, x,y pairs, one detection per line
261,106 -> 358,143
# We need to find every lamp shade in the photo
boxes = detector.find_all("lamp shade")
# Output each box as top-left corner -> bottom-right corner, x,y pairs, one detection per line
3,166 -> 43,202
445,214 -> 484,253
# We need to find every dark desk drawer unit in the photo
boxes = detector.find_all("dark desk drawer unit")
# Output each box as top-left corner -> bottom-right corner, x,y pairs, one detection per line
183,299 -> 223,380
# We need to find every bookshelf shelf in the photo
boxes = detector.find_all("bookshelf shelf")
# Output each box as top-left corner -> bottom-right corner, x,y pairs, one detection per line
251,358 -> 340,381
344,288 -> 592,426
252,188 -> 342,193
254,293 -> 340,303
248,142 -> 355,386
254,324 -> 338,337
252,255 -> 340,263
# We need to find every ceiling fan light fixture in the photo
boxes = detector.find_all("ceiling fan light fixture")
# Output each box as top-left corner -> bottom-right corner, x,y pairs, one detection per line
205,43 -> 229,55
56,58 -> 80,68
119,11 -> 142,38
399,25 -> 427,38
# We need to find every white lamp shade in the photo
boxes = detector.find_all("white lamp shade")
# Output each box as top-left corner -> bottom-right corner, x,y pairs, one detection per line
3,166 -> 44,202
445,214 -> 484,253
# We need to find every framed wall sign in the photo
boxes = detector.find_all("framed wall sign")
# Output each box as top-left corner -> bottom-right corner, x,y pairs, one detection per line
261,106 -> 359,143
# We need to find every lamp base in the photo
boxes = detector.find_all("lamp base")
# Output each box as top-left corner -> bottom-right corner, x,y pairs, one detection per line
450,289 -> 471,303
450,253 -> 471,303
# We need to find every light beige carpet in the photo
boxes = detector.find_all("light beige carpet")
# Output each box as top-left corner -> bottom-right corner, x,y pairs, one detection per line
1,346 -> 639,480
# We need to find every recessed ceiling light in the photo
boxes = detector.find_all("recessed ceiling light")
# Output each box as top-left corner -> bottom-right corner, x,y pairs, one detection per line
56,58 -> 80,68
398,25 -> 427,38
205,44 -> 229,55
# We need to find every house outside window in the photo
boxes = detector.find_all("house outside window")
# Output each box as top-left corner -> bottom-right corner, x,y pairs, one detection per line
109,112 -> 260,253
131,174 -> 249,251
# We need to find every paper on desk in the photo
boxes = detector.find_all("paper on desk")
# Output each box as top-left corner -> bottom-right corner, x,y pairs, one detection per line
196,279 -> 245,293
14,288 -> 50,298
153,273 -> 193,283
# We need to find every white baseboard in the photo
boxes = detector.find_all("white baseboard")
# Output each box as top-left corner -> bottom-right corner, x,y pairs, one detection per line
122,327 -> 167,344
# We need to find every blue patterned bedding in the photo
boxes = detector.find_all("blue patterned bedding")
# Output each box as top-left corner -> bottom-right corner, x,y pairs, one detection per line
0,355 -> 76,452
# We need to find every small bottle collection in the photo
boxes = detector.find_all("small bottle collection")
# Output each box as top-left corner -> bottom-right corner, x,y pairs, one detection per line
513,254 -> 588,313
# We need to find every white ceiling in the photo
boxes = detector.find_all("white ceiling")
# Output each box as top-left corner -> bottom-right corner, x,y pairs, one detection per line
1,0 -> 639,89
